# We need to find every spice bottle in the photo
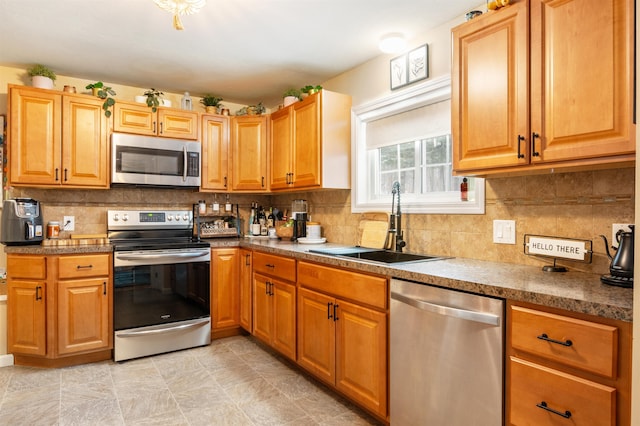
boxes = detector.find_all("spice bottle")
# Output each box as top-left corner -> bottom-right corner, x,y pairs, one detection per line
460,178 -> 468,201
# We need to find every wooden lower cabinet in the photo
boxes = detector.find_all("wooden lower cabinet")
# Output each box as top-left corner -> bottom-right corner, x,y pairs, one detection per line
239,249 -> 253,332
210,248 -> 240,333
297,287 -> 387,418
252,272 -> 296,360
7,253 -> 113,367
507,301 -> 631,425
7,279 -> 46,356
57,278 -> 110,355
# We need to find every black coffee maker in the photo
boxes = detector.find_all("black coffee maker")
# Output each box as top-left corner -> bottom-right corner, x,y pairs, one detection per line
291,199 -> 307,241
0,198 -> 44,245
600,225 -> 634,287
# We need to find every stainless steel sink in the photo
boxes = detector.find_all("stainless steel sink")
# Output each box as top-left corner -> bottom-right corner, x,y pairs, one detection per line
308,247 -> 447,264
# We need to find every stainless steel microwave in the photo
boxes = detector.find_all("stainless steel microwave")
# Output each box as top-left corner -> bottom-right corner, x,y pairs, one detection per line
111,133 -> 201,188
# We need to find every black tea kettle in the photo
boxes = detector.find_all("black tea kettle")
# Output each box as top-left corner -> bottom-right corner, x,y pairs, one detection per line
600,225 -> 634,287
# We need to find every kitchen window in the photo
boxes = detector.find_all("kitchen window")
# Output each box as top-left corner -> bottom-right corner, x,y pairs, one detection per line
352,75 -> 484,214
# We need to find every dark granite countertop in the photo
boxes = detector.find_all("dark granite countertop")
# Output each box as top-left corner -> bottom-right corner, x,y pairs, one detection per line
4,237 -> 632,321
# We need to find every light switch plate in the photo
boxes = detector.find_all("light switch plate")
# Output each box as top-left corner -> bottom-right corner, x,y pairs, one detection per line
493,220 -> 516,244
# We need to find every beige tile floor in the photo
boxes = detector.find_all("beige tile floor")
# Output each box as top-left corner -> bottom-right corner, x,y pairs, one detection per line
0,336 -> 382,425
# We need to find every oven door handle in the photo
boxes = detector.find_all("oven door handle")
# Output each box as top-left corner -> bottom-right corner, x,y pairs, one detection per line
117,318 -> 210,337
116,252 -> 209,261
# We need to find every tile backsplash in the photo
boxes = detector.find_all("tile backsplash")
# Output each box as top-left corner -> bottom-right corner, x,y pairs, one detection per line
8,167 -> 634,275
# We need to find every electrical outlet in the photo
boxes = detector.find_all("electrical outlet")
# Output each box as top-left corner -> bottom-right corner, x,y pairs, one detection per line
63,216 -> 75,232
493,220 -> 516,244
611,223 -> 633,247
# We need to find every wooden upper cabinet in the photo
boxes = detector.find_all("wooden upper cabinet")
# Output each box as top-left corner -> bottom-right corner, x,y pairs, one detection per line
113,101 -> 198,140
62,96 -> 109,187
201,114 -> 230,191
452,0 -> 635,175
269,107 -> 293,190
529,0 -> 635,163
230,115 -> 268,192
269,90 -> 351,191
8,85 -> 109,188
9,86 -> 62,185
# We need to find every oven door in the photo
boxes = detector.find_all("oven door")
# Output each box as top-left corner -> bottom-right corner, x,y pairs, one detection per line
113,247 -> 211,331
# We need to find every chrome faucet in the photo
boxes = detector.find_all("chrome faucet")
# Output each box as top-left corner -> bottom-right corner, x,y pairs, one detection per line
384,181 -> 406,252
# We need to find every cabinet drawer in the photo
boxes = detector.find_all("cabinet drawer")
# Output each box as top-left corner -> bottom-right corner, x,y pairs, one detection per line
253,252 -> 296,282
510,357 -> 615,426
511,306 -> 617,378
298,261 -> 387,309
7,255 -> 46,279
58,254 -> 110,279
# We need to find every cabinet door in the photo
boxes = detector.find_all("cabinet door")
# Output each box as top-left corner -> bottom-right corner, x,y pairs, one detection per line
57,278 -> 110,355
530,0 -> 635,163
239,249 -> 253,332
297,288 -> 335,383
7,280 -> 46,356
9,86 -> 62,185
252,273 -> 272,344
452,1 -> 529,172
230,115 -> 268,191
272,280 -> 296,360
62,96 -> 109,188
211,248 -> 239,330
269,108 -> 293,190
158,108 -> 198,140
292,94 -> 321,188
336,299 -> 387,418
113,101 -> 156,136
201,115 -> 229,191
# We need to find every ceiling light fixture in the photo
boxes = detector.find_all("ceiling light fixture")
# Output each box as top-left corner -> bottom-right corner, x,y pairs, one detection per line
379,33 -> 407,54
153,0 -> 206,30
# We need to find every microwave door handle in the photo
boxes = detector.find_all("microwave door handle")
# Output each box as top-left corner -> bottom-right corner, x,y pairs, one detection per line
183,146 -> 188,182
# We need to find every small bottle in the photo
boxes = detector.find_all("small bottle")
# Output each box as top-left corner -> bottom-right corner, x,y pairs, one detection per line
198,200 -> 206,214
267,208 -> 275,228
460,178 -> 468,201
181,92 -> 192,110
248,202 -> 256,234
251,204 -> 261,236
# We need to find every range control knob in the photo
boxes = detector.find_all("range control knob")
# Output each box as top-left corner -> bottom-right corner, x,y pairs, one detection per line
175,216 -> 181,221
167,215 -> 173,221
183,214 -> 189,221
122,214 -> 129,222
113,214 -> 119,222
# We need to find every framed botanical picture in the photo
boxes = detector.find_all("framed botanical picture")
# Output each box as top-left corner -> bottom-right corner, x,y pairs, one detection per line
390,54 -> 408,90
408,44 -> 429,83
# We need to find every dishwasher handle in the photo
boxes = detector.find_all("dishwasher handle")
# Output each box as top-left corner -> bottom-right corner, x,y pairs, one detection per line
391,291 -> 500,326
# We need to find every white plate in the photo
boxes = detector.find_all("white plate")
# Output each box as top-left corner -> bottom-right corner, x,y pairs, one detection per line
297,237 -> 327,244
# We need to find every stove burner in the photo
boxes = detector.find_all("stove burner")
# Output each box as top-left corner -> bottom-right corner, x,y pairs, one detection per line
600,275 -> 633,288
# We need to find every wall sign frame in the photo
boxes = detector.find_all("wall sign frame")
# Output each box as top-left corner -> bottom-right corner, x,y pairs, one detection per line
390,43 -> 429,90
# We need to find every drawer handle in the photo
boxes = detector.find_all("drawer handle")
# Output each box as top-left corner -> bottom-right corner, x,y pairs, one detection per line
76,264 -> 93,270
536,401 -> 572,419
537,333 -> 573,347
265,263 -> 275,269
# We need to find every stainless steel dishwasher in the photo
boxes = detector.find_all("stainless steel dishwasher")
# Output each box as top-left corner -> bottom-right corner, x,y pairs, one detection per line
390,278 -> 504,425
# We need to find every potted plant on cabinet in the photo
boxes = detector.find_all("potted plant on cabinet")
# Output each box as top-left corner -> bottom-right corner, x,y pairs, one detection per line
27,64 -> 56,89
200,94 -> 223,114
300,85 -> 322,98
142,88 -> 165,112
85,82 -> 117,117
283,88 -> 301,107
